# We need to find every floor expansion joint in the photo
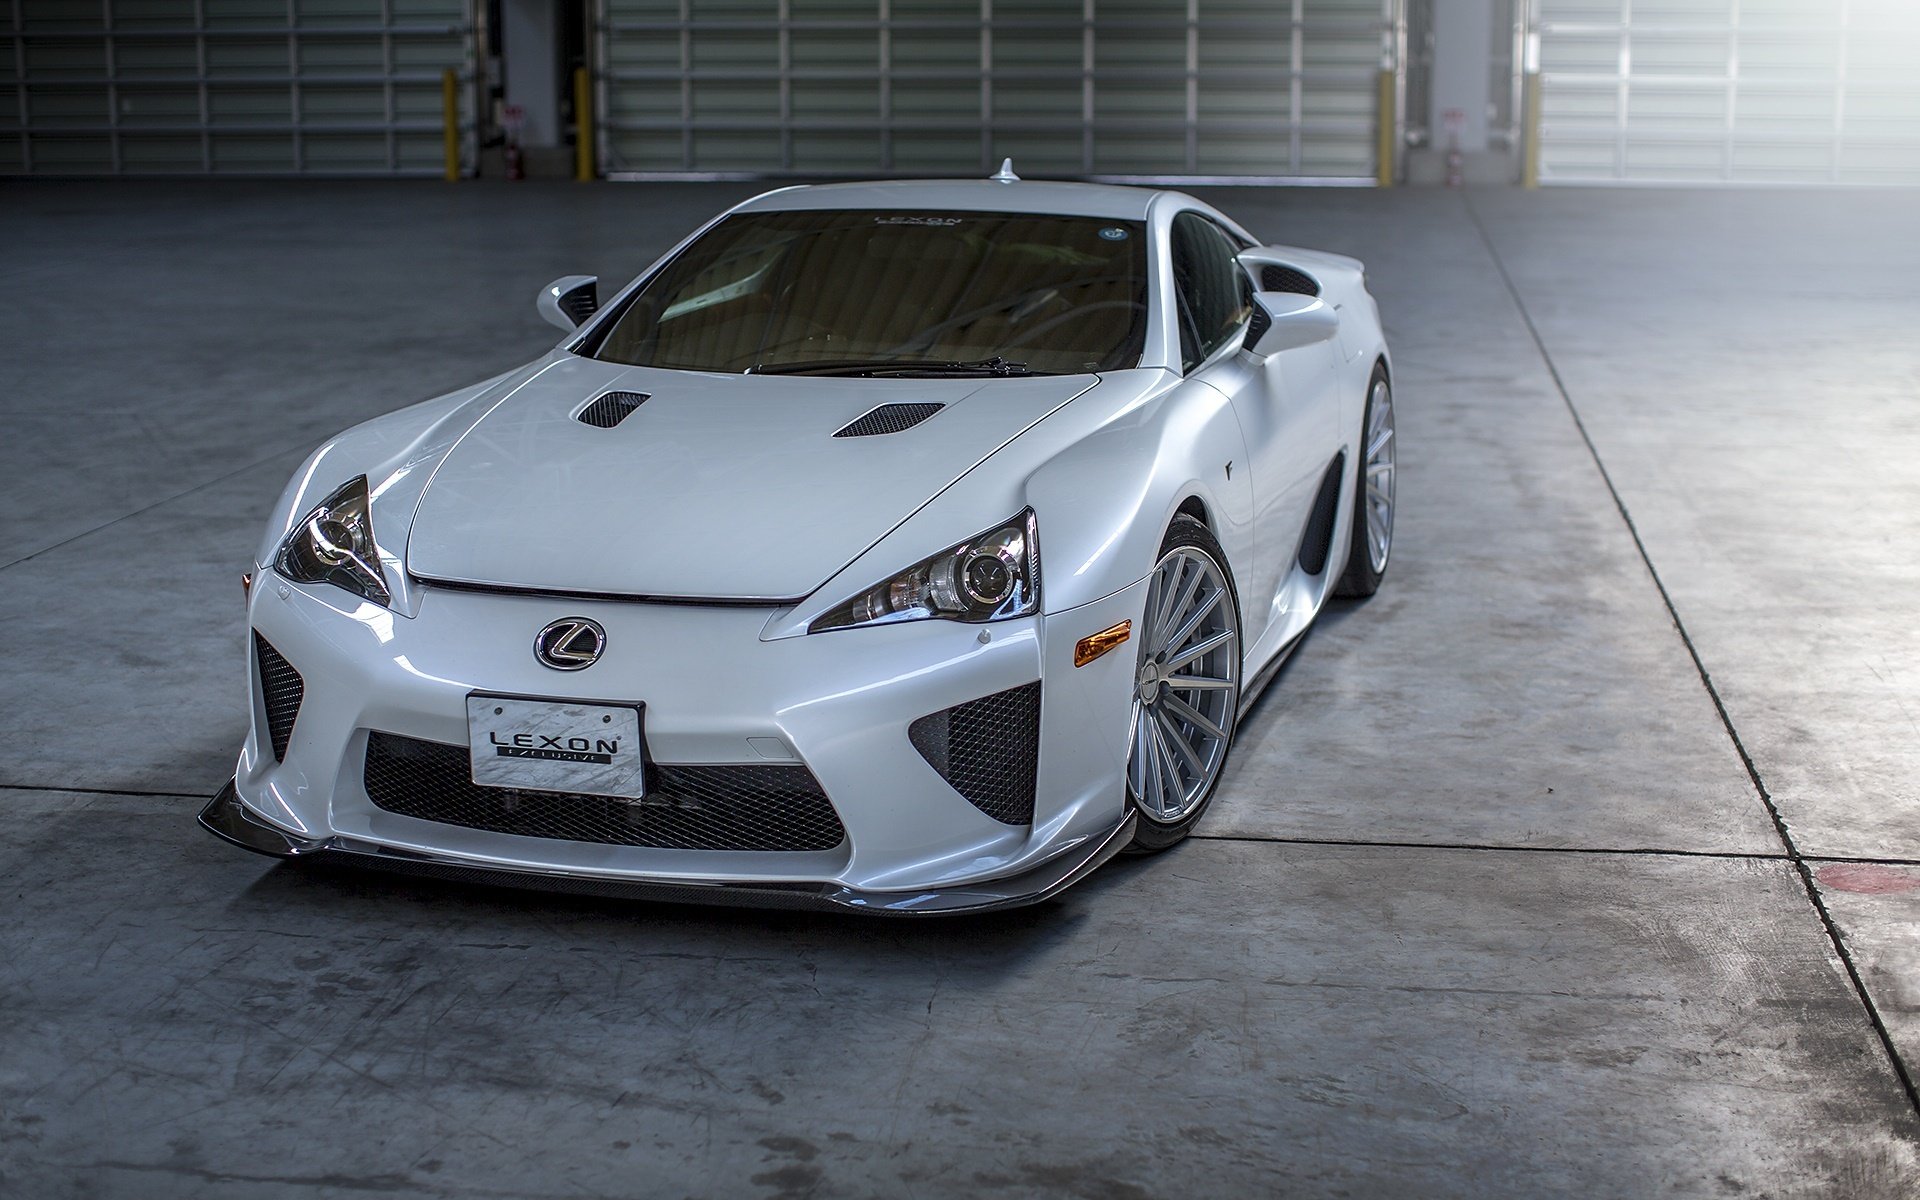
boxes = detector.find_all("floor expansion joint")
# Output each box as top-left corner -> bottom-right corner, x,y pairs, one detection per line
1462,189 -> 1920,1121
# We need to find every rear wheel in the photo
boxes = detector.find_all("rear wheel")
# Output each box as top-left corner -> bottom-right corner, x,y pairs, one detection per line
1336,367 -> 1395,598
1126,515 -> 1241,852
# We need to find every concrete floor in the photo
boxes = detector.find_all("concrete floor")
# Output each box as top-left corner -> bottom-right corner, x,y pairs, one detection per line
2,180 -> 1917,1198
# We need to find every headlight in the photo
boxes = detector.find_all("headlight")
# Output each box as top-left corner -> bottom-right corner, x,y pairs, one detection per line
810,510 -> 1039,633
274,475 -> 391,606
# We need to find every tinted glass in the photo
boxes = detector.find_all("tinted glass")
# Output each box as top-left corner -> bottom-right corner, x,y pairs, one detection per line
590,210 -> 1150,375
1170,211 -> 1253,372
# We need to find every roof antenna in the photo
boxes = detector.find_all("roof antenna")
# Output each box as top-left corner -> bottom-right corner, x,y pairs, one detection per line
990,157 -> 1020,183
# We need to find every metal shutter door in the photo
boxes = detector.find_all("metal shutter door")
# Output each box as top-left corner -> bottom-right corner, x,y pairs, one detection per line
595,0 -> 1400,181
2,0 -> 476,176
1535,0 -> 1920,185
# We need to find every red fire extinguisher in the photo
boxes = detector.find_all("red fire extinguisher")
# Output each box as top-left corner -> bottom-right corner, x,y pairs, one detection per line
1442,106 -> 1464,188
504,103 -> 525,181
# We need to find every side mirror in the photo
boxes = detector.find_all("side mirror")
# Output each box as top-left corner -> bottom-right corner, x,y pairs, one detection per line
538,275 -> 599,331
1243,291 -> 1339,358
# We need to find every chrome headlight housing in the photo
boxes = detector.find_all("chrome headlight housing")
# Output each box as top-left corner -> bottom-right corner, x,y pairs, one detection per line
811,510 -> 1039,633
273,475 -> 391,606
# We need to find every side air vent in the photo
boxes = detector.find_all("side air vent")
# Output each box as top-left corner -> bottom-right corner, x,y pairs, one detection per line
577,391 -> 649,428
909,682 -> 1041,825
833,402 -> 944,438
1261,264 -> 1321,296
1296,451 -> 1347,576
254,632 -> 304,762
558,280 -> 599,325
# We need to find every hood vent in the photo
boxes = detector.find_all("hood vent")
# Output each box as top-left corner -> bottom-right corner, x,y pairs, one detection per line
1260,264 -> 1321,296
833,402 -> 944,438
577,391 -> 649,428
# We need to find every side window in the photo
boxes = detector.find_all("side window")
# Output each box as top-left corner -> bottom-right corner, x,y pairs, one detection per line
1170,212 -> 1253,372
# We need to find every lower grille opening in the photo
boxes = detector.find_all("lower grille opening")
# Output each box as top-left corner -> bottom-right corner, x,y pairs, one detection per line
362,732 -> 845,853
909,682 -> 1041,825
254,632 -> 304,762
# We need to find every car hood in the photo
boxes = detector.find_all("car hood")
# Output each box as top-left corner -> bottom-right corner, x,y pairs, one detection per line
404,356 -> 1097,600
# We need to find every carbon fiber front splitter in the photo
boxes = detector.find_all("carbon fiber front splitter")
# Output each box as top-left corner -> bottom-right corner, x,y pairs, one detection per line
198,780 -> 1136,916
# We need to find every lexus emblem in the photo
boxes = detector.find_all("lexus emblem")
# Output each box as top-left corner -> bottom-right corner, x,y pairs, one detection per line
534,618 -> 605,671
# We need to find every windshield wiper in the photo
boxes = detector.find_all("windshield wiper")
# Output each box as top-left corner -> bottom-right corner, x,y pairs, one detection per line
746,356 -> 1048,378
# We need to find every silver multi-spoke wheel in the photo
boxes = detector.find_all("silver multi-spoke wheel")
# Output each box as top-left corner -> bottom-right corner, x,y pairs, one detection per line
1128,542 -> 1240,826
1363,378 -> 1396,574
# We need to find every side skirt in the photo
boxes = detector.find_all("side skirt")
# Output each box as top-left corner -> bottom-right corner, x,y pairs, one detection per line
1235,447 -> 1349,721
1237,626 -> 1309,722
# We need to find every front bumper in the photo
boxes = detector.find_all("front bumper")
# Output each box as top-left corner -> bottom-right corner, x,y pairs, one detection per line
201,780 -> 1137,916
216,572 -> 1147,909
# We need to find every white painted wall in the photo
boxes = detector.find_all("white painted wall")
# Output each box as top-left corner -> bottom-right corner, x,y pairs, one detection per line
502,0 -> 560,147
1431,0 -> 1494,154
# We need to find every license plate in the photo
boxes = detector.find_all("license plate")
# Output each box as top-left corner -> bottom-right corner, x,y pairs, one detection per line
466,694 -> 645,798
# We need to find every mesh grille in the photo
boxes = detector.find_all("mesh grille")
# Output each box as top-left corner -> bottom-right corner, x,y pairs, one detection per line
577,391 -> 649,428
1260,265 -> 1321,296
833,402 -> 944,438
362,732 -> 846,852
254,632 -> 304,762
908,682 -> 1041,825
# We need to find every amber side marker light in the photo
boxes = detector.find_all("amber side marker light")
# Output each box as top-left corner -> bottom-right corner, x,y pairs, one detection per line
242,571 -> 254,600
1074,619 -> 1132,668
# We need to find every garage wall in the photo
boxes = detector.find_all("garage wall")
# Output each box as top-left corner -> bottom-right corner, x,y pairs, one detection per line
1535,0 -> 1920,184
595,0 -> 1401,181
0,0 -> 477,175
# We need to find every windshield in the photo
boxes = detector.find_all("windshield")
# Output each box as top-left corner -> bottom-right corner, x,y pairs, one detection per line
587,210 -> 1149,376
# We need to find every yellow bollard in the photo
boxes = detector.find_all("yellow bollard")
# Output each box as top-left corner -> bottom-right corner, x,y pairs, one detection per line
1375,67 -> 1395,188
442,68 -> 459,181
574,66 -> 594,182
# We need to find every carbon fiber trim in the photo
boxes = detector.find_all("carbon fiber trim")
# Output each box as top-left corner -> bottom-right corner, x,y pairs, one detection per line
198,780 -> 1136,917
832,402 -> 944,437
577,391 -> 649,428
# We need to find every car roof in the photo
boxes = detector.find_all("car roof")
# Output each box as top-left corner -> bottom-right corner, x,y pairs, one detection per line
733,178 -> 1167,221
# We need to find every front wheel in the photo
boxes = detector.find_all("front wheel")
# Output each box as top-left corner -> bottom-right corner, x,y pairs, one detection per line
1336,367 -> 1396,598
1126,515 -> 1242,852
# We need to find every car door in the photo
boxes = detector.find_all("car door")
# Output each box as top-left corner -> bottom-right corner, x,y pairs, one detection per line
1173,213 -> 1340,648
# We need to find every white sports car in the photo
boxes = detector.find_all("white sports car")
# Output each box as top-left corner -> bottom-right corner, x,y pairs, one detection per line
201,170 -> 1396,915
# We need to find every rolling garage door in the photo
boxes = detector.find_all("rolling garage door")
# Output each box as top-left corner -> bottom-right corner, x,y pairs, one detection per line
1535,0 -> 1920,184
594,0 -> 1402,181
1,0 -> 477,176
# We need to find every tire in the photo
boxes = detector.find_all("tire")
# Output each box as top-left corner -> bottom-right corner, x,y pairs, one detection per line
1335,365 -> 1396,598
1125,514 -> 1242,852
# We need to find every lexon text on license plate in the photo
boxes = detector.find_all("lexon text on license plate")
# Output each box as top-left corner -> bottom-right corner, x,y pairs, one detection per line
466,694 -> 645,798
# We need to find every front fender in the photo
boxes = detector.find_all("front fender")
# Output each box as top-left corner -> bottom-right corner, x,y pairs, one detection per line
1022,375 -> 1253,613
252,359 -> 548,616
766,368 -> 1253,639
